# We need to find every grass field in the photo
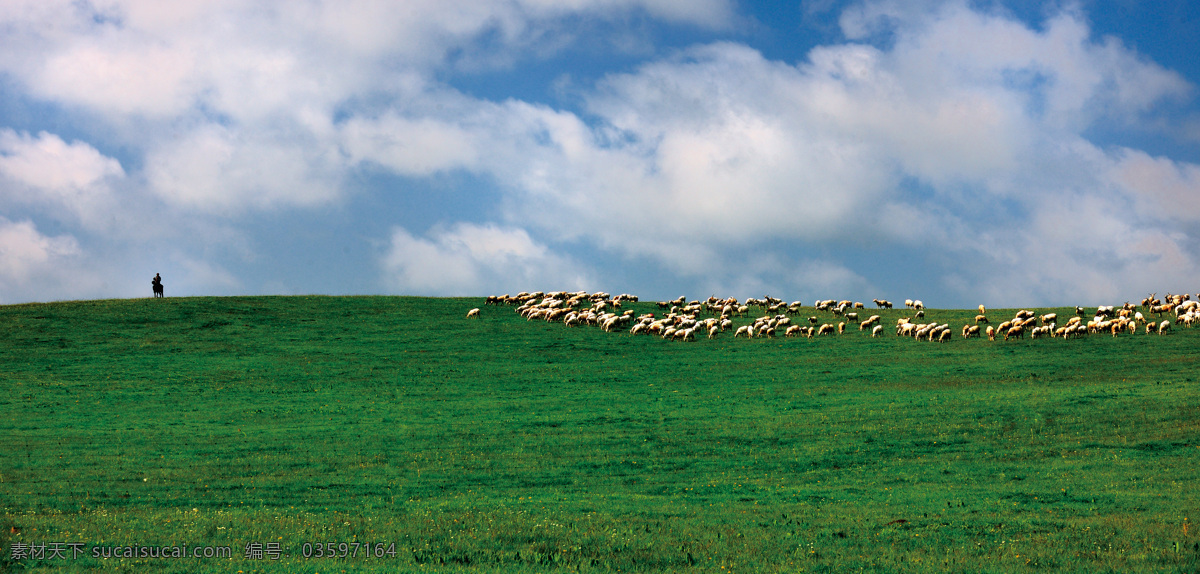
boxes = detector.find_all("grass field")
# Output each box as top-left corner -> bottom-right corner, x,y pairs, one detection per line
2,295 -> 1199,572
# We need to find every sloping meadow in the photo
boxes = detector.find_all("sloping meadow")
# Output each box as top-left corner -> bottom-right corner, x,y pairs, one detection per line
2,296 -> 1199,572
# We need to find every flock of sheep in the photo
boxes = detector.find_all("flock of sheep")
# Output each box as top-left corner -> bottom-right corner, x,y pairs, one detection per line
466,291 -> 1199,343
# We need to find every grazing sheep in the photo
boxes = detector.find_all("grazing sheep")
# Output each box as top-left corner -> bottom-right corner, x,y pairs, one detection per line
986,326 -> 995,341
817,324 -> 835,336
871,325 -> 883,337
466,308 -> 481,319
858,315 -> 882,330
1159,320 -> 1172,335
978,304 -> 986,315
1004,325 -> 1025,341
905,299 -> 914,308
837,322 -> 846,334
913,300 -> 925,310
974,314 -> 989,324
734,325 -> 752,338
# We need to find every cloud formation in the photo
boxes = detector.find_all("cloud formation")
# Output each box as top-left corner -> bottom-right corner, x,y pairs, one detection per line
381,223 -> 593,295
0,0 -> 1198,305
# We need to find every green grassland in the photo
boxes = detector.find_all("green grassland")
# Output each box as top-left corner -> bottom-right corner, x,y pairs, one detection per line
1,295 -> 1198,572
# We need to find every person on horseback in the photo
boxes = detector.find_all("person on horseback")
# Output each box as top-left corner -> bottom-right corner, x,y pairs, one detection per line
152,273 -> 164,298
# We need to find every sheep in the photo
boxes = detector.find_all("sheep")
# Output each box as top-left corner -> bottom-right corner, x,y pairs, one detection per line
1004,325 -> 1025,341
873,299 -> 892,309
817,324 -> 835,336
466,308 -> 481,319
986,326 -> 995,341
904,299 -> 914,308
837,322 -> 846,334
974,314 -> 989,324
858,315 -> 881,330
978,304 -> 986,315
938,329 -> 952,343
871,325 -> 883,337
734,325 -> 752,338
785,325 -> 803,337
913,300 -> 925,310
1159,320 -> 1172,335
1040,313 -> 1057,325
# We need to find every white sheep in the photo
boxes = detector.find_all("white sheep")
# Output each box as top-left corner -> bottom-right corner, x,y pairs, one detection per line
466,308 -> 480,319
1159,320 -> 1172,335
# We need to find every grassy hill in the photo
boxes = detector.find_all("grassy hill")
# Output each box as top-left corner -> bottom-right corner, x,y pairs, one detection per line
2,295 -> 1198,572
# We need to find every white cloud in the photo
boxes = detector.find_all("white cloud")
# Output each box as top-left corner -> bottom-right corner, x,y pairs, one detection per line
144,124 -> 342,212
380,222 -> 593,295
1110,148 -> 1200,223
1,0 -> 1197,305
340,113 -> 481,176
0,217 -> 80,280
468,2 -> 1200,304
0,217 -> 90,303
0,129 -> 124,190
0,129 -> 125,228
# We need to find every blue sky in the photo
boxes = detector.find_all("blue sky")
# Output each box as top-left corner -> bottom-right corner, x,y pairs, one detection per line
2,0 -> 1199,307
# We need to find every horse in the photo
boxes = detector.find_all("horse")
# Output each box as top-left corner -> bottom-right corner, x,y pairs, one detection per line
152,279 -> 164,298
